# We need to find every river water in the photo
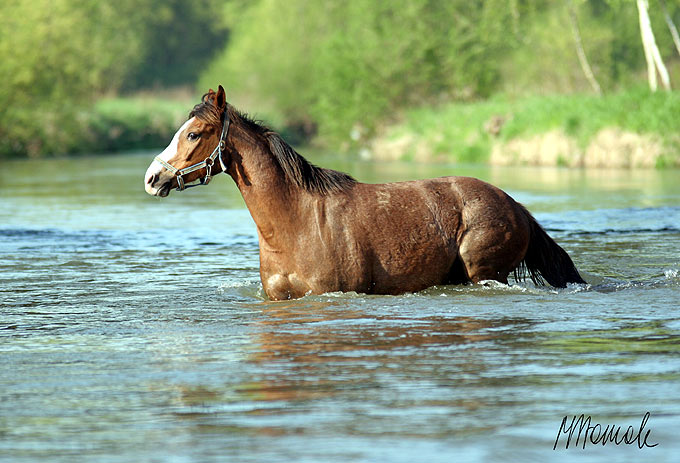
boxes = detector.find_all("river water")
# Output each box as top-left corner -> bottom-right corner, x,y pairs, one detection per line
1,152 -> 679,462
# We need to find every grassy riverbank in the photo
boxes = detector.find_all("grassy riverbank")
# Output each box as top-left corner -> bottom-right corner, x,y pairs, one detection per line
6,89 -> 679,170
369,88 -> 680,168
0,95 -> 301,158
1,97 -> 191,158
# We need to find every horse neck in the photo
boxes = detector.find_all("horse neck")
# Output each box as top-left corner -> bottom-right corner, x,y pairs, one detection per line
224,121 -> 306,243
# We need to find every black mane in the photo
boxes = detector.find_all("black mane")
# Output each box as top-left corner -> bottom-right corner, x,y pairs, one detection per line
191,99 -> 356,195
265,132 -> 356,195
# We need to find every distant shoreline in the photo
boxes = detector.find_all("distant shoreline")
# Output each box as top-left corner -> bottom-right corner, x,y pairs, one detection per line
369,126 -> 676,169
4,89 -> 680,169
366,89 -> 680,169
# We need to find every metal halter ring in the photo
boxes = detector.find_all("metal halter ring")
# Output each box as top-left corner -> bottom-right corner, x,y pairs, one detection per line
203,157 -> 214,185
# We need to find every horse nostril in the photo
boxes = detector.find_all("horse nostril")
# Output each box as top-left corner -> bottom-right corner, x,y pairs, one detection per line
147,174 -> 157,186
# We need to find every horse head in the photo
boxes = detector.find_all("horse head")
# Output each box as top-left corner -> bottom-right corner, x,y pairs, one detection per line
144,86 -> 229,197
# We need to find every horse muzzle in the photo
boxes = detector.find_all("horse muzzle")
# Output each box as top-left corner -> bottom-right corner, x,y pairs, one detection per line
144,166 -> 175,197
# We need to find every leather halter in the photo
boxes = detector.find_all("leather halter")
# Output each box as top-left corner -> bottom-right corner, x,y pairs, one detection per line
154,110 -> 230,191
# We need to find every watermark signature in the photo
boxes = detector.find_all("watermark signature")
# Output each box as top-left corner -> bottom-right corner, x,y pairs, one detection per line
553,412 -> 658,450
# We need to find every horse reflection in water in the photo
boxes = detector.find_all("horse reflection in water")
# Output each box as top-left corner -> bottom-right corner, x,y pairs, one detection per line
167,301 -> 536,425
232,301 -> 534,406
144,86 -> 585,300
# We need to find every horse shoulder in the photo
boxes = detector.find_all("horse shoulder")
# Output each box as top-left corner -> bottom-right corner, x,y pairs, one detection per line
263,191 -> 372,296
311,191 -> 373,288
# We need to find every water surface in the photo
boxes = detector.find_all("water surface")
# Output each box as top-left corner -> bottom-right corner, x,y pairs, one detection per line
1,152 -> 679,462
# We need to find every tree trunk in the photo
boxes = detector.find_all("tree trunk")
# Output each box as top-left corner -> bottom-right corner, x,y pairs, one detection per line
510,0 -> 520,39
659,0 -> 680,57
568,1 -> 602,95
637,0 -> 671,91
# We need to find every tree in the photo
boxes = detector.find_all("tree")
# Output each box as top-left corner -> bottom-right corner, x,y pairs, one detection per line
568,0 -> 602,95
122,0 -> 228,90
0,0 -> 226,156
658,0 -> 680,58
0,0 -> 157,155
636,0 -> 671,91
201,0 -> 527,143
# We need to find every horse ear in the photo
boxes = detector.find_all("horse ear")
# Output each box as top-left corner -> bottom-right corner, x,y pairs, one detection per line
216,85 -> 227,111
203,88 -> 216,104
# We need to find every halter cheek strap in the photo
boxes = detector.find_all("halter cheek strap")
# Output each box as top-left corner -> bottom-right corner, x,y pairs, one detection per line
154,110 -> 230,191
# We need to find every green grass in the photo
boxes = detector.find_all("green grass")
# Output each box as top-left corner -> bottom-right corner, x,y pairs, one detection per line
385,99 -> 508,162
500,88 -> 680,144
379,88 -> 680,166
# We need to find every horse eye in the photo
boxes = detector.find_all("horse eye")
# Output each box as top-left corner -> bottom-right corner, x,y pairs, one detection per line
187,132 -> 201,141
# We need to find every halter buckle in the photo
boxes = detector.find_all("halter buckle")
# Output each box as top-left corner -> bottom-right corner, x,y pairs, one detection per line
203,157 -> 213,184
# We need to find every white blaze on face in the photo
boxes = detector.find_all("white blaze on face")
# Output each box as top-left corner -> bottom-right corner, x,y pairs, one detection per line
144,118 -> 195,195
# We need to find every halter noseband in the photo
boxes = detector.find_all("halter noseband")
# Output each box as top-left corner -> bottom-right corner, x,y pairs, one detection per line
154,110 -> 230,191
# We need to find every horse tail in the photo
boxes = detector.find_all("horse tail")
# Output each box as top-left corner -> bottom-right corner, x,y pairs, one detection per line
515,205 -> 586,288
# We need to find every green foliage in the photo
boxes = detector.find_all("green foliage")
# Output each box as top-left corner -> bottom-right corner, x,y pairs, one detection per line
123,0 -> 227,90
501,1 -> 679,94
499,3 -> 613,94
200,0 -> 524,144
0,1 -> 150,108
0,0 -> 226,157
0,0 -> 150,156
86,98 -> 190,153
0,97 -> 189,157
201,0 -> 680,150
3,0 -> 680,160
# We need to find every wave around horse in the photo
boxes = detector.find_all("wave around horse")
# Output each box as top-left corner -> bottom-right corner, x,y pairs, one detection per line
144,86 -> 586,300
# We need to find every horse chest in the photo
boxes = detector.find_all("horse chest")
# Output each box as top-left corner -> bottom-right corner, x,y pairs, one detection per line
261,272 -> 310,300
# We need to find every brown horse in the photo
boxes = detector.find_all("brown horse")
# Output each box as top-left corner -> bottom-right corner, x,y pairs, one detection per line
144,86 -> 585,300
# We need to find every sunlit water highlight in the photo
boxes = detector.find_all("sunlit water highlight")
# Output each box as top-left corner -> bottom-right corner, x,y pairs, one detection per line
1,152 -> 679,462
